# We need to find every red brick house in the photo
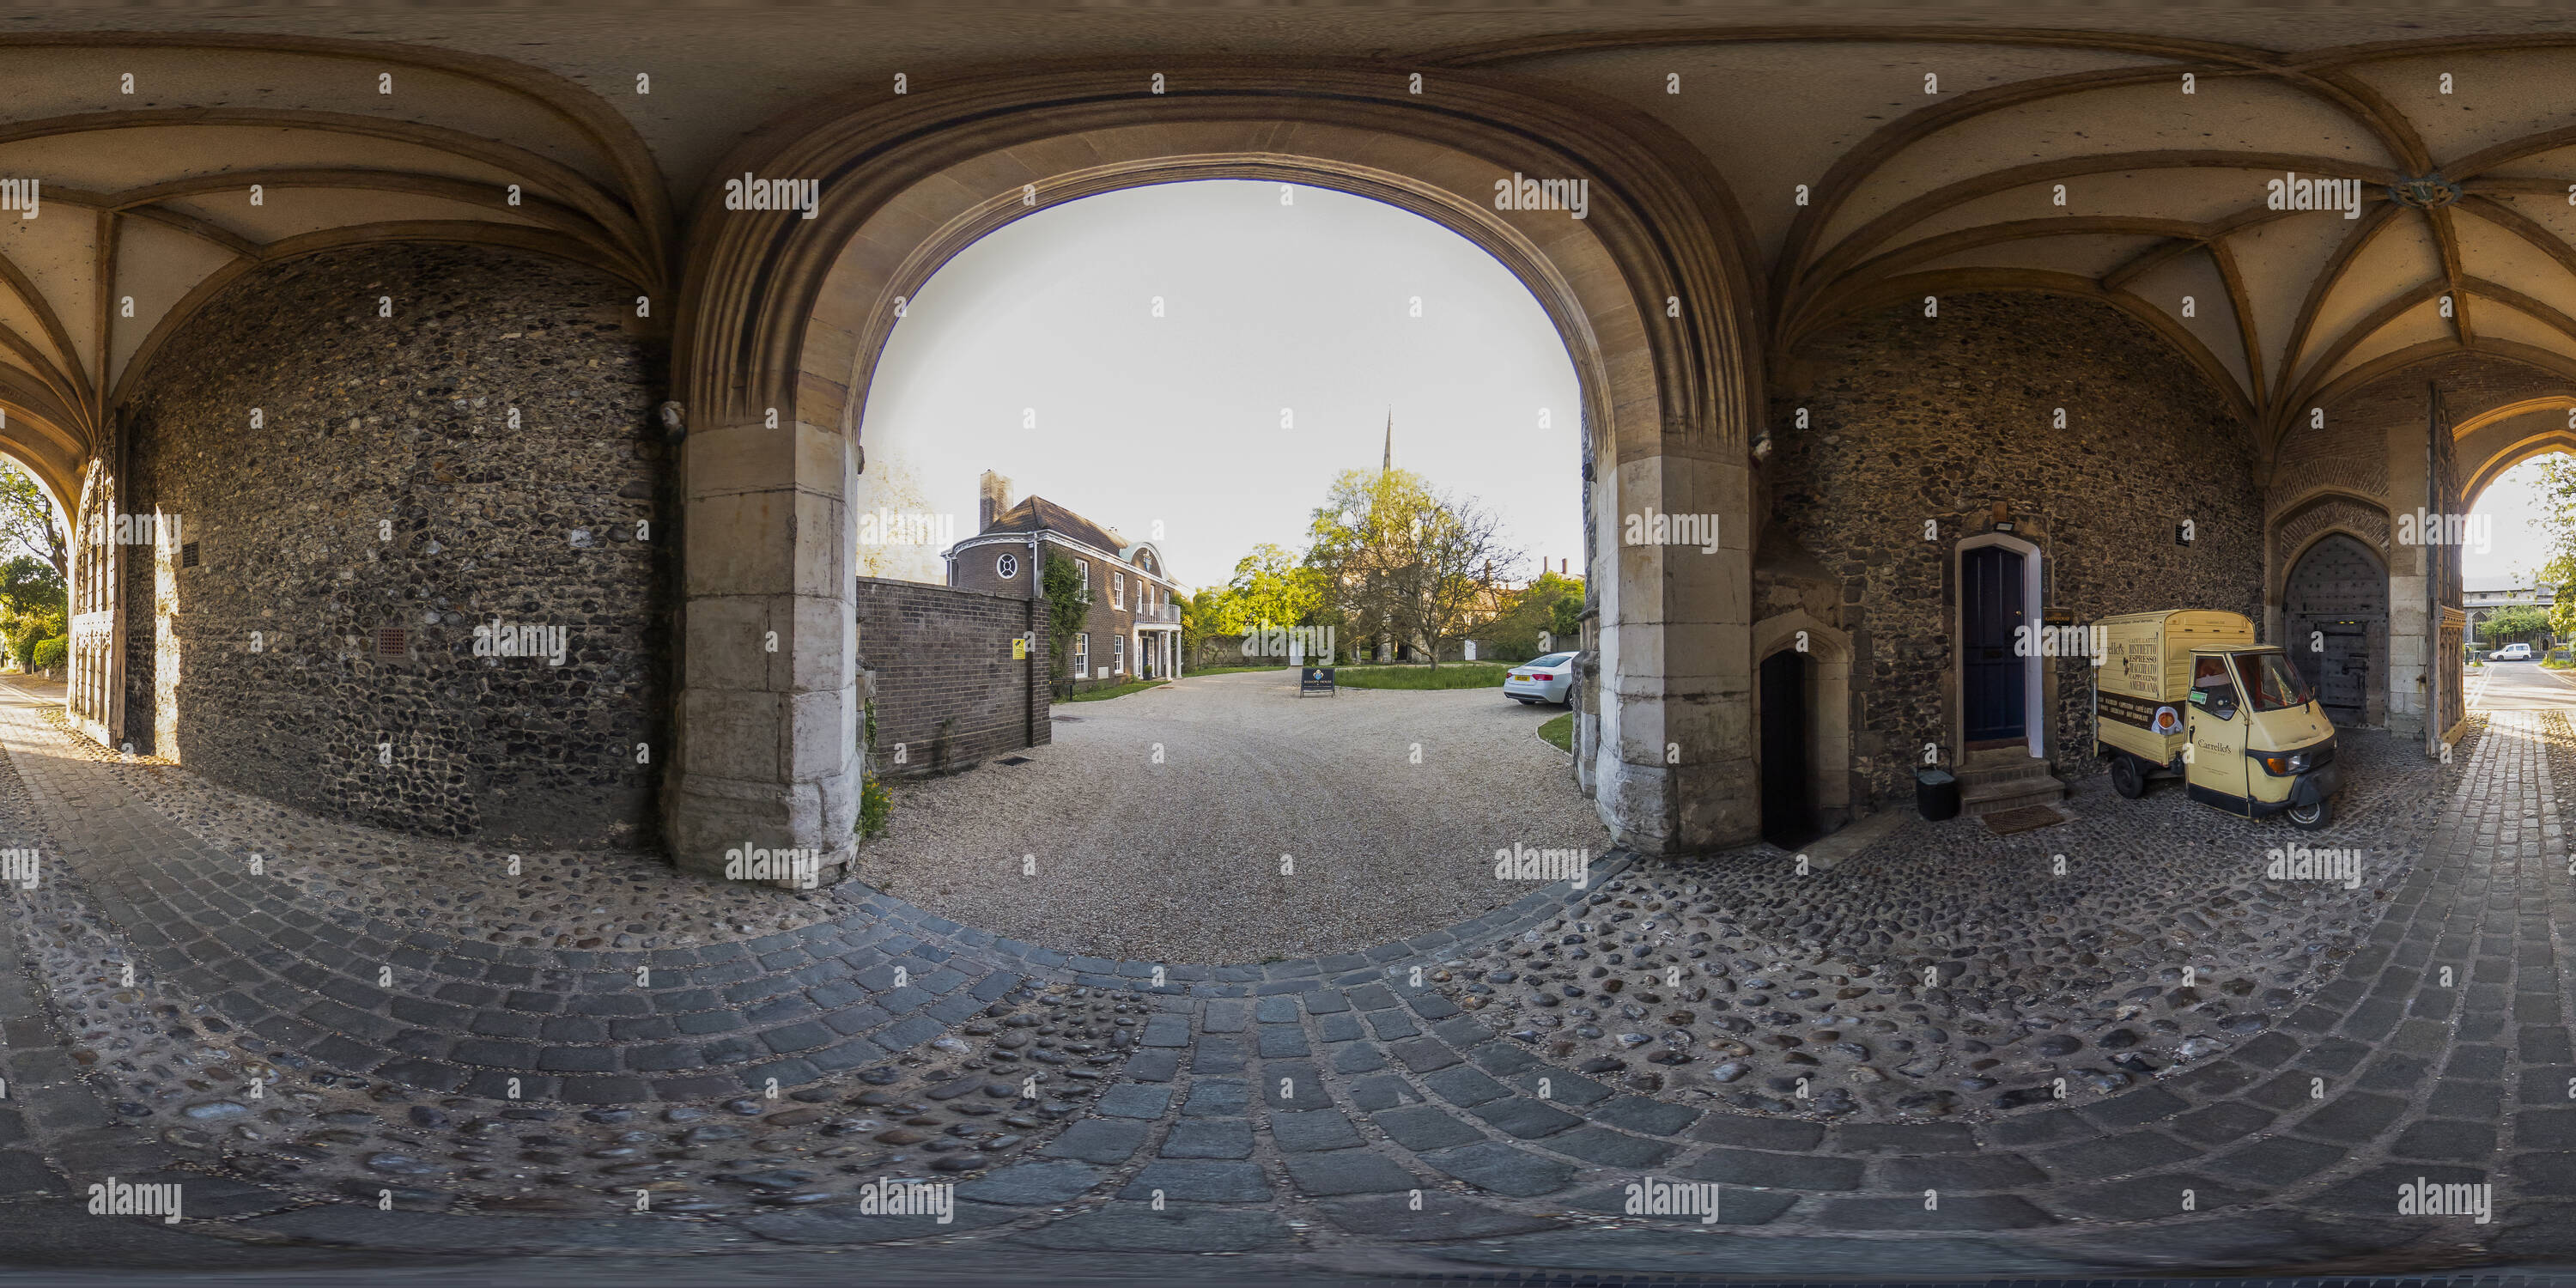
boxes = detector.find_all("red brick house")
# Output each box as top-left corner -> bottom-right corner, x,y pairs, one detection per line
945,471 -> 1182,681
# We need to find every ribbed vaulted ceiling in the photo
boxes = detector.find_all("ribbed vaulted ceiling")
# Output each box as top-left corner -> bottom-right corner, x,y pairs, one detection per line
12,16 -> 2576,506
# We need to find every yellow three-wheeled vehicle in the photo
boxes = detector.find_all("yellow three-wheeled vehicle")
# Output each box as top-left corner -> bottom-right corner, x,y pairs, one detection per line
2093,610 -> 2342,829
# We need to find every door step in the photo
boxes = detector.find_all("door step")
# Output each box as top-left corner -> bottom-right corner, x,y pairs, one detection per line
1958,762 -> 2069,817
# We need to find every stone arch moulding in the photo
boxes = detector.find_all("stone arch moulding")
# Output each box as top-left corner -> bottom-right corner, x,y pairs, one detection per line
2279,530 -> 2390,729
1751,609 -> 1853,834
2459,423 -> 2576,507
1953,530 -> 2045,762
2268,492 -> 2392,653
667,63 -> 1767,871
2272,497 -> 2393,597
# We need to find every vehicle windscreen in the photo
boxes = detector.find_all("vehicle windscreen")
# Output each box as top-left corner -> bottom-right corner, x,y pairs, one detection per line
2231,651 -> 2314,713
1527,653 -> 1574,668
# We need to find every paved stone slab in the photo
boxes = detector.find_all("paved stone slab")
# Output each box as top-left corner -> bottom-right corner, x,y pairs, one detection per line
955,1160 -> 1105,1206
1419,1140 -> 1576,1196
1281,1150 -> 1422,1197
1116,1161 -> 1270,1203
732,1200 -> 1023,1243
1007,1206 -> 1292,1253
1159,1118 -> 1253,1159
1095,1083 -> 1172,1119
1314,1193 -> 1558,1240
1372,1106 -> 1484,1151
1269,1108 -> 1362,1153
1813,1194 -> 2058,1230
1039,1119 -> 1148,1165
1564,1182 -> 1799,1224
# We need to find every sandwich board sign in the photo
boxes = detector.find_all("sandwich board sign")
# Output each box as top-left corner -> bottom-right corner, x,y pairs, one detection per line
1300,666 -> 1337,697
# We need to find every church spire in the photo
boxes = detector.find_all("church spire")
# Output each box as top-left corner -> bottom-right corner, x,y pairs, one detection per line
1382,410 -> 1393,474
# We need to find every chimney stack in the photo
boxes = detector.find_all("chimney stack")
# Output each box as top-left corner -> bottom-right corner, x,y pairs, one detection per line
978,471 -> 1012,532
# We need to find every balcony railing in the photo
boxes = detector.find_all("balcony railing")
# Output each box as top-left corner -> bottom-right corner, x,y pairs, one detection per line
1132,603 -> 1179,623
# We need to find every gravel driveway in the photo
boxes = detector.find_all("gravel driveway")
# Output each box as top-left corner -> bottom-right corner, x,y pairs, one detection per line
857,668 -> 1607,964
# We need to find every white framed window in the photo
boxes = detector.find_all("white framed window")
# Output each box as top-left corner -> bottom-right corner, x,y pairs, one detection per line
996,551 -> 1019,580
1074,633 -> 1089,674
1114,635 -> 1126,673
1113,571 -> 1125,609
1078,560 -> 1090,593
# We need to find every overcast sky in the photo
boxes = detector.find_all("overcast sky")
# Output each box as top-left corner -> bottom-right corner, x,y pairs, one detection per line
855,179 -> 1584,591
2464,455 -> 2561,585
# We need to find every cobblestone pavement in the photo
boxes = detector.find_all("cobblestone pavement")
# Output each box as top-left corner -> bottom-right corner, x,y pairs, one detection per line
1443,725 -> 2447,1121
2,674 -> 2571,1275
860,668 -> 1607,963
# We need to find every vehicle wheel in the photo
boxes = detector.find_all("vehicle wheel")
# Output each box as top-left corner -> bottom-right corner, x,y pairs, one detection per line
1563,679 -> 1580,710
2110,755 -> 2145,799
2287,798 -> 2332,830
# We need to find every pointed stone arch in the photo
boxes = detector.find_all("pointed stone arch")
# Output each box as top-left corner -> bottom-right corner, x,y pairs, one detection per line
667,64 -> 1767,872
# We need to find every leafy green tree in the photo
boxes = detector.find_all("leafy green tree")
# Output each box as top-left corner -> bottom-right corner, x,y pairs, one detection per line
1303,468 -> 1519,668
1181,586 -> 1242,662
0,555 -> 63,670
0,460 -> 66,586
1481,570 -> 1585,660
2482,604 -> 2552,643
1549,586 -> 1585,647
1228,543 -> 1321,633
1040,553 -> 1091,679
2542,456 -> 2576,642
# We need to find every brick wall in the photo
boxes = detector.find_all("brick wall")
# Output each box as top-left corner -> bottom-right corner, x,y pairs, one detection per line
854,576 -> 1048,777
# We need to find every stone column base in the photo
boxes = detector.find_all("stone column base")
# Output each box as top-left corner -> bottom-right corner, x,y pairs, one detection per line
665,766 -> 858,886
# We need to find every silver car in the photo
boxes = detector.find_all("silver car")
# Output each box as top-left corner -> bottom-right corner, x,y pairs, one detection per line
1504,653 -> 1577,705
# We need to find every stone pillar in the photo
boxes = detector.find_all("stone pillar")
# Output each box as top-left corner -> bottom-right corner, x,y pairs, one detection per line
665,414 -> 860,884
1593,444 -> 1757,854
2385,410 -> 2430,737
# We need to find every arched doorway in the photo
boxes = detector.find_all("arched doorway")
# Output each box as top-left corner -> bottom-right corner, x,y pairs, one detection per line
1758,649 -> 1812,848
1954,532 -> 2044,759
667,68 -> 1765,869
1752,610 -> 1851,845
2283,532 -> 2387,728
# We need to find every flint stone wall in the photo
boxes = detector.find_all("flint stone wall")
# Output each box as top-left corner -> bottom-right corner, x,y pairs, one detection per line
1766,292 -> 2265,807
117,243 -> 670,848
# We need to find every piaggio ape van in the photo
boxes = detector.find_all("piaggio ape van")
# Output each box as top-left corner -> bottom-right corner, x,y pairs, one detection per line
2093,610 -> 2342,829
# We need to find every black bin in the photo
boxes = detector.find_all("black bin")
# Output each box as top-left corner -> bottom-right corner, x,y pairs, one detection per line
1916,768 -> 1959,822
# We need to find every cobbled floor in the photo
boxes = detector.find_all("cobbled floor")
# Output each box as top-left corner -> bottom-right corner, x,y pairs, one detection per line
1443,726 -> 2446,1121
2,676 -> 2572,1275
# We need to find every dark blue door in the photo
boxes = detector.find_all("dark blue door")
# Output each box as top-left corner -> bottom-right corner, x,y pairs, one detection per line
1962,545 -> 2026,742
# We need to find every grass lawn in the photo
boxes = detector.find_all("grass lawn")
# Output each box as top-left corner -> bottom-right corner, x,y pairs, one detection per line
1180,665 -> 1291,677
1330,662 -> 1516,690
1060,678 -> 1171,702
1538,712 -> 1573,752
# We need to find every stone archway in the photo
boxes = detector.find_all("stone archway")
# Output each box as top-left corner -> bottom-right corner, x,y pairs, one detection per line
667,65 -> 1766,874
